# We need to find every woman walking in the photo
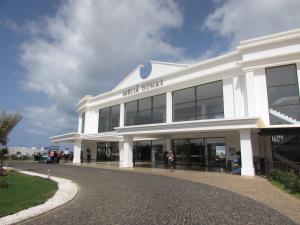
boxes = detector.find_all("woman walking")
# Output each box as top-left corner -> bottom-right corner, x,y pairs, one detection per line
168,149 -> 175,172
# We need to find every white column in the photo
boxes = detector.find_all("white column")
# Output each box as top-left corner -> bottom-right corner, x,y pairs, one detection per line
120,136 -> 133,168
239,129 -> 255,176
233,75 -> 246,117
78,115 -> 82,133
73,139 -> 82,164
166,92 -> 173,123
244,70 -> 256,116
120,103 -> 125,127
151,147 -> 156,163
119,140 -> 124,167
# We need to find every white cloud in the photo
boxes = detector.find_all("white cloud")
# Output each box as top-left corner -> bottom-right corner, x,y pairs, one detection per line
23,105 -> 77,135
203,0 -> 300,48
19,0 -> 184,136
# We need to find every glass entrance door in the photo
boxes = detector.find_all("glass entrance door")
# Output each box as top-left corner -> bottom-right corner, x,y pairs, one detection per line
172,138 -> 226,169
206,138 -> 226,168
97,142 -> 119,161
189,139 -> 205,167
134,141 -> 152,162
173,139 -> 189,166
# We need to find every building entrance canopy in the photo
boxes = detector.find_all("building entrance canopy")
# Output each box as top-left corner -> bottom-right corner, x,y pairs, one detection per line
115,117 -> 261,136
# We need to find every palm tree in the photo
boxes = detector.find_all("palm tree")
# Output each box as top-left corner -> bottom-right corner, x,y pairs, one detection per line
0,111 -> 22,176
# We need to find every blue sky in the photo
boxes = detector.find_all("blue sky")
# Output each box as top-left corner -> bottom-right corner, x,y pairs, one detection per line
1,0 -> 300,147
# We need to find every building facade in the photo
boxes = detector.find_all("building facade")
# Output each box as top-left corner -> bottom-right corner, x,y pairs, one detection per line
51,29 -> 300,176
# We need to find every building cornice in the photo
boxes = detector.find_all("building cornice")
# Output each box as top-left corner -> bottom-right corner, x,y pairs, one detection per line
114,117 -> 261,135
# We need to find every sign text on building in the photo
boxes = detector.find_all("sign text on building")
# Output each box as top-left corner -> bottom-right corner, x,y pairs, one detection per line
123,80 -> 164,96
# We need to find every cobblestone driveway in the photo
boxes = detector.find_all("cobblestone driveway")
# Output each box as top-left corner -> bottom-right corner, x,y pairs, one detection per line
11,162 -> 298,225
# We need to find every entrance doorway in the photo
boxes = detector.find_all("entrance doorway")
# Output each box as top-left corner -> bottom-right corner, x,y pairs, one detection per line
133,140 -> 167,167
97,142 -> 119,161
172,138 -> 226,169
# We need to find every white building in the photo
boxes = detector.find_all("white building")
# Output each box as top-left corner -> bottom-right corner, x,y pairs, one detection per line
51,29 -> 300,176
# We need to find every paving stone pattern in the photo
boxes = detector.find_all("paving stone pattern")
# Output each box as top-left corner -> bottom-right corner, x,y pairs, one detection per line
11,162 -> 298,225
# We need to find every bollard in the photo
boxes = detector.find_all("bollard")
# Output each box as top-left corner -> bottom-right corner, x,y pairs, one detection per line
48,170 -> 51,178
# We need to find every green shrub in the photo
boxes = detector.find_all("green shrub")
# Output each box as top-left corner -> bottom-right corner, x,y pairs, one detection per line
269,169 -> 300,193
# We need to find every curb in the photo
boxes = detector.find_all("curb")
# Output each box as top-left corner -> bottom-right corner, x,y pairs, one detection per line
0,168 -> 79,225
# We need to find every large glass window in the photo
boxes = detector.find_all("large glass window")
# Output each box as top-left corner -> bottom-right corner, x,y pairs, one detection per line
266,64 -> 300,124
98,105 -> 120,132
125,94 -> 166,126
173,81 -> 224,122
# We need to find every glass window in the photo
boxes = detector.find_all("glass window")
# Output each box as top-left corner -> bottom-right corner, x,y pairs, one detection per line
266,64 -> 300,124
139,97 -> 152,110
126,112 -> 138,126
153,94 -> 166,108
111,105 -> 120,129
173,87 -> 195,104
138,110 -> 152,124
206,138 -> 226,167
152,107 -> 166,123
196,97 -> 224,120
125,94 -> 166,126
98,105 -> 120,132
196,81 -> 223,100
173,81 -> 224,122
125,101 -> 137,113
266,64 -> 298,87
99,108 -> 110,132
97,142 -> 119,161
111,105 -> 120,117
173,102 -> 196,121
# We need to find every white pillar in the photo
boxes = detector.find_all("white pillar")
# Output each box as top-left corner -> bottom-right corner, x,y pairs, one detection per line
151,147 -> 156,163
120,136 -> 133,168
239,129 -> 255,176
119,140 -> 124,167
166,92 -> 172,123
73,139 -> 82,164
78,115 -> 81,133
120,103 -> 125,127
244,69 -> 256,116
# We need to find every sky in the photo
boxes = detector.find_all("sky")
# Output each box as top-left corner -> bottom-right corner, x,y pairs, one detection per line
1,0 -> 300,147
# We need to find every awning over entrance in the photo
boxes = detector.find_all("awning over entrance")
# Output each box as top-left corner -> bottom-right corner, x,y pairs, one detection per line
50,132 -> 122,143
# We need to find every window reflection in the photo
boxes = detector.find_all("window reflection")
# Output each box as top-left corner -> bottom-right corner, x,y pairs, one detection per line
125,94 -> 166,126
266,64 -> 300,124
173,81 -> 224,122
98,105 -> 120,132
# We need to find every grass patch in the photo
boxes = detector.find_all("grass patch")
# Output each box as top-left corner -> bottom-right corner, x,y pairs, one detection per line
270,179 -> 300,200
0,171 -> 58,218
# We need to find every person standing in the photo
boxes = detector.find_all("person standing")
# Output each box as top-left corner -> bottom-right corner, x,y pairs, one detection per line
49,150 -> 55,163
168,149 -> 175,172
64,148 -> 69,163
